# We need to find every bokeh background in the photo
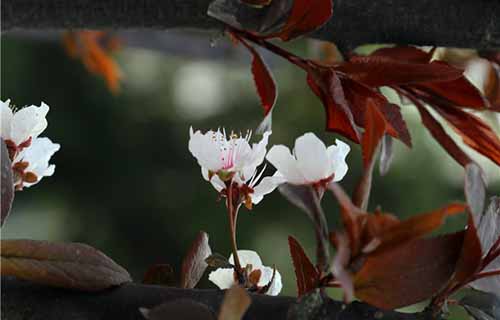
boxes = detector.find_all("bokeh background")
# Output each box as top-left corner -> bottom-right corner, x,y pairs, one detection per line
1,30 -> 499,315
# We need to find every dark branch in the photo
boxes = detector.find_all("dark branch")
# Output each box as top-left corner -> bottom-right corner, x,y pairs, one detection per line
2,0 -> 500,50
1,277 -> 433,320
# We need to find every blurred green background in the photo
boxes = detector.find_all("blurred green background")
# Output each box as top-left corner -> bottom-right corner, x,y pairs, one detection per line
1,31 -> 499,316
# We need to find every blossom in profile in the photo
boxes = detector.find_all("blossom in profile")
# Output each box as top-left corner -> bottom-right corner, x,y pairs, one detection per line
188,127 -> 279,206
1,100 -> 49,153
1,100 -> 60,190
266,132 -> 350,188
12,137 -> 60,189
208,250 -> 282,296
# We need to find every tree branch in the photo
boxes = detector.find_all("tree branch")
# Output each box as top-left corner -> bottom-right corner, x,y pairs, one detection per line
2,0 -> 499,50
1,277 -> 434,320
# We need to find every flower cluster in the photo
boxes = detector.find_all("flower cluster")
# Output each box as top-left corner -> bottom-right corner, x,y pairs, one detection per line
189,128 -> 350,206
1,100 -> 60,190
189,127 -> 351,295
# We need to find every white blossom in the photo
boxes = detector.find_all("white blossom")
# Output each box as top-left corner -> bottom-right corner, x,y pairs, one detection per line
208,250 -> 282,296
1,100 -> 60,190
1,100 -> 49,147
13,137 -> 60,188
266,132 -> 350,186
189,127 -> 278,205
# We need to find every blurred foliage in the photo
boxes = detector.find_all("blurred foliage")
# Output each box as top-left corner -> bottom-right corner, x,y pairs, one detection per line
1,33 -> 499,307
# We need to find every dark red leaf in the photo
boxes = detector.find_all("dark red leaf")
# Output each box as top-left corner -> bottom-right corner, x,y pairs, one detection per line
415,102 -> 472,167
379,103 -> 413,147
337,56 -> 463,87
180,231 -> 212,289
1,138 -> 14,226
352,102 -> 387,210
354,232 -> 464,309
238,38 -> 277,118
450,213 -> 483,285
340,78 -> 411,146
373,203 -> 467,254
277,0 -> 332,41
370,46 -> 433,63
416,77 -> 487,110
361,101 -> 387,168
307,69 -> 361,143
288,236 -> 320,297
433,104 -> 500,166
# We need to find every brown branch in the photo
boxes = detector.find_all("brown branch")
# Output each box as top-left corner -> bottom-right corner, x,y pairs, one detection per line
2,0 -> 500,50
1,277 -> 435,320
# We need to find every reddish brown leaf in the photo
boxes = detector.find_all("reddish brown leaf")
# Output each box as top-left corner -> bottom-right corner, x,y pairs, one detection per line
354,232 -> 464,309
218,285 -> 251,320
433,105 -> 500,166
379,103 -> 412,147
251,50 -> 277,117
1,239 -> 131,291
339,78 -> 411,146
361,100 -> 387,168
415,102 -> 472,167
373,203 -> 467,254
417,77 -> 487,110
351,102 -> 387,211
277,0 -> 332,41
1,138 -> 14,226
307,69 -> 361,143
370,46 -> 433,63
237,37 -> 277,121
288,236 -> 320,296
328,183 -> 364,256
180,231 -> 212,289
450,213 -> 483,286
337,56 -> 463,87
143,264 -> 176,286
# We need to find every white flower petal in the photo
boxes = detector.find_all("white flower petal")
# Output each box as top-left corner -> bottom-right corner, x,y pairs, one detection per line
247,131 -> 271,171
11,102 -> 49,145
251,175 -> 284,204
266,145 -> 305,185
188,128 -> 224,172
294,133 -> 329,182
327,139 -> 351,182
229,250 -> 263,269
1,100 -> 13,140
15,137 -> 60,187
208,268 -> 235,290
258,266 -> 282,296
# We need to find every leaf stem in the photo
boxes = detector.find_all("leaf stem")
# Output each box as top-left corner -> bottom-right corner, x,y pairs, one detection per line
228,27 -> 311,71
470,268 -> 500,281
